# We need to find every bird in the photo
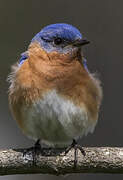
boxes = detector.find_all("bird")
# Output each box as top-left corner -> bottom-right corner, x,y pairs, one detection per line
8,23 -> 102,164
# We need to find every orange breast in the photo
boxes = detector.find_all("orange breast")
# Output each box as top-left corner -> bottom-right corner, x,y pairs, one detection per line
8,42 -> 102,131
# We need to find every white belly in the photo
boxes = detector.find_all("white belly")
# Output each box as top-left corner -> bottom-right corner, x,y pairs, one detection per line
21,90 -> 96,147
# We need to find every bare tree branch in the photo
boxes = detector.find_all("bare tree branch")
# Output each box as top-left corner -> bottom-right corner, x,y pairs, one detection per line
0,147 -> 123,176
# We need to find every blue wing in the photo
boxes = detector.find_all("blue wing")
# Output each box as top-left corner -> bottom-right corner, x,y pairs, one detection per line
83,58 -> 89,72
19,52 -> 28,66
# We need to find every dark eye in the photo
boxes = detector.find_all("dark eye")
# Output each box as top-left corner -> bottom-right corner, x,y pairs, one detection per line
54,38 -> 63,45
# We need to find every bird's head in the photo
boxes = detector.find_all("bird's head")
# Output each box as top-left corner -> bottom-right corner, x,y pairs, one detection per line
31,23 -> 90,55
19,23 -> 90,68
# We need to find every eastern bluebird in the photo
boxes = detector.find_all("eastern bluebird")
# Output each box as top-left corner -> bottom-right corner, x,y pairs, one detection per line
8,23 -> 102,163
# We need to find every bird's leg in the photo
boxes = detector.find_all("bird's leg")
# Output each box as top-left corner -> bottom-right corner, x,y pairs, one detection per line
31,139 -> 42,164
65,139 -> 86,167
34,139 -> 42,153
23,139 -> 42,165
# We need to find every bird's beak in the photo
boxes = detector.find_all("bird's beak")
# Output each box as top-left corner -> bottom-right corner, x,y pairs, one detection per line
73,38 -> 90,47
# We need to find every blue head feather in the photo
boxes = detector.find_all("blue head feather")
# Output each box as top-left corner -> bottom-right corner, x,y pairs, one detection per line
31,23 -> 82,53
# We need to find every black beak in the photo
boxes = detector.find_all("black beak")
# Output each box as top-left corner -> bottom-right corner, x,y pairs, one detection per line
73,38 -> 90,47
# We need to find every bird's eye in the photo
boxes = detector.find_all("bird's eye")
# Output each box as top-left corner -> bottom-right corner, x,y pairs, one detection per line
54,38 -> 63,45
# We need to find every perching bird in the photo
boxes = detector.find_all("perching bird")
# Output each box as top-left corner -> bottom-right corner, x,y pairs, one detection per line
8,23 -> 102,163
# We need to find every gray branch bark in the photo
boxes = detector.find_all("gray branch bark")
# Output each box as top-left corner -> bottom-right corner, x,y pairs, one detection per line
0,147 -> 123,176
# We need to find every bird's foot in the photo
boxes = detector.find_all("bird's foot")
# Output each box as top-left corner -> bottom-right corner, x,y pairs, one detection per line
65,139 -> 86,167
23,139 -> 43,165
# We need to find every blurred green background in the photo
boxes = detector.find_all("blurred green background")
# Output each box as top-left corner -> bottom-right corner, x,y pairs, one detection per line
0,0 -> 123,179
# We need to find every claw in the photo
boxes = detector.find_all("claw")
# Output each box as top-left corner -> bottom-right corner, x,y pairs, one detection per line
23,139 -> 42,165
65,139 -> 86,167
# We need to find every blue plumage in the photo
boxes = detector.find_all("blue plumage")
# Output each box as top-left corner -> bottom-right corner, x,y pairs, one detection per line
83,58 -> 89,72
31,23 -> 82,53
32,23 -> 82,43
19,52 -> 28,65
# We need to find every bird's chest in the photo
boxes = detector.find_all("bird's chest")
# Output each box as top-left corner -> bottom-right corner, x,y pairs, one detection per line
20,89 -> 94,146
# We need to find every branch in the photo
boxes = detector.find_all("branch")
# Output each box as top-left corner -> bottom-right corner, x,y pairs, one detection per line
0,147 -> 123,176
